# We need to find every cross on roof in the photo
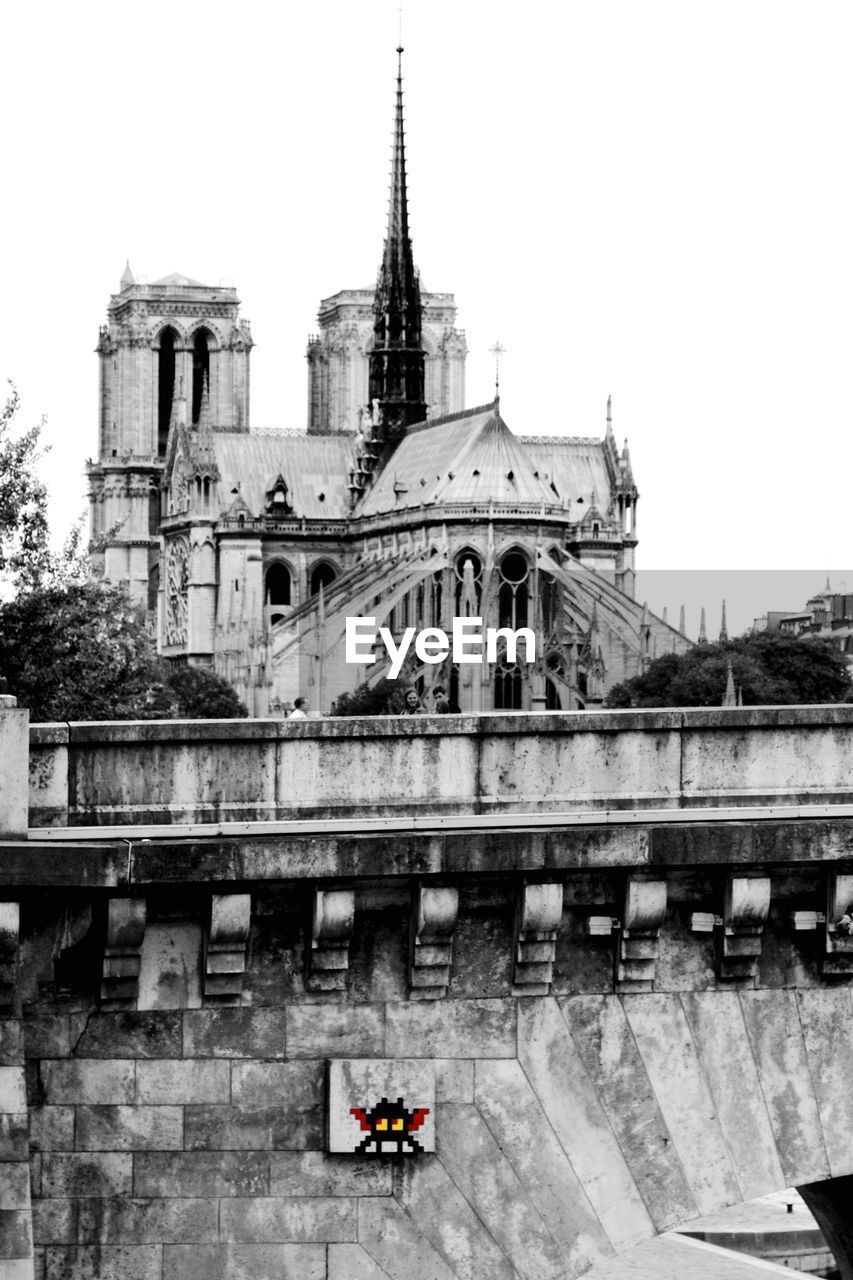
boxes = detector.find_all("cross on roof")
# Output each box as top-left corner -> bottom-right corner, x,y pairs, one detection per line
490,341 -> 506,394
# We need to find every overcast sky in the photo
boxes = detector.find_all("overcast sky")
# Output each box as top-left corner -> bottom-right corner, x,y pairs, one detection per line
2,0 -> 850,637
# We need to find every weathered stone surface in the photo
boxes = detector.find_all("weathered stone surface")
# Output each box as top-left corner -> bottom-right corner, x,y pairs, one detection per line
795,987 -> 853,1179
231,1061 -> 322,1108
28,1109 -> 74,1154
183,1009 -> 287,1059
560,995 -> 698,1232
739,989 -> 831,1186
438,1100 -> 575,1279
23,1017 -> 75,1061
0,1208 -> 33,1258
395,1155 -> 516,1280
137,923 -> 202,1012
185,1104 -> 322,1152
31,1199 -> 76,1245
385,998 -> 516,1058
41,1061 -> 134,1106
358,1197 -> 458,1280
0,1067 -> 27,1112
0,1163 -> 31,1209
286,1004 -> 384,1058
75,1106 -> 183,1151
328,1243 -> 397,1280
74,1013 -> 182,1059
679,991 -> 786,1201
45,1246 -> 162,1280
269,1153 -> 391,1197
0,1020 -> 23,1065
77,1198 -> 218,1245
162,1243 -> 326,1280
475,1058 -> 612,1272
434,1059 -> 474,1104
135,1060 -> 229,1105
42,1154 -> 132,1198
0,1114 -> 28,1161
220,1197 -> 356,1243
622,994 -> 740,1216
517,999 -> 653,1254
133,1152 -> 268,1198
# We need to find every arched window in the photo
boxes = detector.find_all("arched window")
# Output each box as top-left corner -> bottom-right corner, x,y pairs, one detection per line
310,562 -> 337,596
494,658 -> 523,710
429,570 -> 443,628
266,563 -> 292,624
545,677 -> 561,710
454,549 -> 483,616
498,551 -> 529,630
192,328 -> 212,424
157,327 -> 178,456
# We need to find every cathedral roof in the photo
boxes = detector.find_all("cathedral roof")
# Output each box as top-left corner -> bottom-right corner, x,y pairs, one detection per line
354,404 -> 616,517
517,437 -> 613,507
153,271 -> 206,287
212,431 -> 352,519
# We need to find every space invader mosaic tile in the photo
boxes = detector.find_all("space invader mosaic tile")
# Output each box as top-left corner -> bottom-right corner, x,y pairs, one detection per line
327,1058 -> 435,1155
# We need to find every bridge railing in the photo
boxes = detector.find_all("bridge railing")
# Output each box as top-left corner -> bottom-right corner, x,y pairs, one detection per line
26,705 -> 853,830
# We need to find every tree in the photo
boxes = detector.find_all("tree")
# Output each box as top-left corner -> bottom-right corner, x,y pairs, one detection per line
166,664 -> 248,719
332,677 -> 409,716
0,384 -> 51,591
0,582 -> 248,722
605,633 -> 852,708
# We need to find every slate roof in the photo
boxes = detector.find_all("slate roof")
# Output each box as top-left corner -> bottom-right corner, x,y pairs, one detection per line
518,437 -> 613,505
212,431 -> 353,519
354,403 -> 565,517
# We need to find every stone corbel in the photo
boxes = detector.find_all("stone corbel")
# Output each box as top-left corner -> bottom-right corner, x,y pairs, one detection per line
309,889 -> 355,993
616,878 -> 668,991
101,898 -> 147,1009
0,903 -> 20,1013
513,881 -> 564,996
822,871 -> 853,977
204,894 -> 252,999
717,874 -> 771,981
410,885 -> 459,999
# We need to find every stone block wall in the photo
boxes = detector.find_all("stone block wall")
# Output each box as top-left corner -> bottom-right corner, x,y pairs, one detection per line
11,869 -> 853,1280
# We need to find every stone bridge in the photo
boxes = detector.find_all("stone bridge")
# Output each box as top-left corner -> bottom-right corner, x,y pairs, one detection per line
2,703 -> 853,1279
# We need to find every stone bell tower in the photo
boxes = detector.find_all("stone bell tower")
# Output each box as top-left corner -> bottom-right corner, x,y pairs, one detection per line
87,266 -> 253,609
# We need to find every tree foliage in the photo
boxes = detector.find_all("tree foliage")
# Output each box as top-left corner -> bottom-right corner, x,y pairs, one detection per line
331,677 -> 410,716
0,582 -> 248,722
0,384 -> 51,591
605,632 -> 853,708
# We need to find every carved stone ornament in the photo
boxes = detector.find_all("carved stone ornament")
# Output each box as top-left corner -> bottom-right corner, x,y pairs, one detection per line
718,874 -> 771,981
513,881 -> 564,996
616,877 -> 668,991
308,888 -> 355,993
164,536 -> 190,645
204,894 -> 251,999
410,885 -> 459,999
823,871 -> 853,977
101,898 -> 147,1009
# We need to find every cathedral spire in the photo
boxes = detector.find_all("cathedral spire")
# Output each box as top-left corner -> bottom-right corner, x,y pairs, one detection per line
367,45 -> 427,443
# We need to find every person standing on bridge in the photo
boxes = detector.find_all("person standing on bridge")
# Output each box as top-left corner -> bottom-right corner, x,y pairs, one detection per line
289,697 -> 308,720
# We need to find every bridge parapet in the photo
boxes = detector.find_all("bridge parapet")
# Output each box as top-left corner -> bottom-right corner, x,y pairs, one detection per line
27,705 -> 853,829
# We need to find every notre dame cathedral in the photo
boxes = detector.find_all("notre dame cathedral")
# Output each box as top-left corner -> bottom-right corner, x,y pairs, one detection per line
87,51 -> 687,715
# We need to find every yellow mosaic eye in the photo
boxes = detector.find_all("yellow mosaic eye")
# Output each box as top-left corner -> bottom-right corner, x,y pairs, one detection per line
375,1118 -> 388,1131
392,1119 -> 404,1131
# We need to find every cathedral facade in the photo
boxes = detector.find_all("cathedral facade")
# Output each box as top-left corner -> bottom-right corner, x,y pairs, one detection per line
88,53 -> 688,715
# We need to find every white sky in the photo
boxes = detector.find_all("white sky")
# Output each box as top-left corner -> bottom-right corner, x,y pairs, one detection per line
1,0 -> 851,638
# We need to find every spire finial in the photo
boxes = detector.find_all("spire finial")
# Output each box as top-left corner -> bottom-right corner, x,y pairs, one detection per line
490,340 -> 505,399
607,395 -> 612,428
719,599 -> 728,643
698,607 -> 707,645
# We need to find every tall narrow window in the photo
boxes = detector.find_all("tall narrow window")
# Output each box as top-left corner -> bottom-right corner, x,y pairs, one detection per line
157,327 -> 177,456
498,551 -> 529,630
310,562 -> 337,596
192,328 -> 212,424
265,563 -> 292,624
